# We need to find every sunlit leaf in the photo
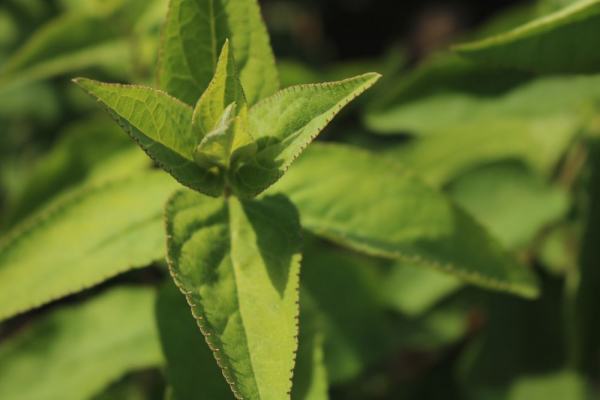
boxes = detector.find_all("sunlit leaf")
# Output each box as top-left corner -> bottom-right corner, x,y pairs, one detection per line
158,0 -> 279,106
0,286 -> 163,400
272,143 -> 540,298
0,172 -> 178,321
165,190 -> 302,399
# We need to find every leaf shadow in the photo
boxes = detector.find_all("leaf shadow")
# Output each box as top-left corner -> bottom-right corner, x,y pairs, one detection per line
240,194 -> 300,298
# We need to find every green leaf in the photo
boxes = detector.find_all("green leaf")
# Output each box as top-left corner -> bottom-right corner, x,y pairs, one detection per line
191,40 -> 247,142
229,73 -> 381,198
0,116 -> 146,230
0,172 -> 178,321
365,54 -> 600,137
164,190 -> 302,399
364,55 -> 532,135
460,278 -> 575,400
507,371 -> 591,400
157,0 -> 279,106
291,297 -> 329,400
0,286 -> 163,400
384,263 -> 464,317
454,0 -> 600,74
383,115 -> 578,186
0,14 -> 128,92
574,139 -> 600,373
449,162 -> 570,249
301,239 -> 396,385
194,105 -> 258,172
271,143 -> 540,298
156,282 -> 233,400
73,78 -> 225,196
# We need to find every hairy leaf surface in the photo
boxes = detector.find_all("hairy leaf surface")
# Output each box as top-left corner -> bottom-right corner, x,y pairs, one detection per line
454,0 -> 600,73
158,0 -> 278,106
272,143 -> 540,298
229,73 -> 381,198
165,190 -> 302,399
74,78 -> 224,196
191,40 -> 247,143
0,287 -> 163,400
0,172 -> 178,321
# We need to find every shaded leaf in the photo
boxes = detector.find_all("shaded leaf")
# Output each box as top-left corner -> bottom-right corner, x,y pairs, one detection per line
460,277 -> 575,400
384,114 -> 578,186
165,190 -> 302,399
156,282 -> 232,400
0,172 -> 178,321
449,162 -> 570,248
158,0 -> 278,106
0,14 -> 128,92
301,240 -> 396,385
1,116 -> 146,230
292,296 -> 329,400
384,263 -> 464,317
454,0 -> 600,74
0,286 -> 163,400
272,143 -> 540,298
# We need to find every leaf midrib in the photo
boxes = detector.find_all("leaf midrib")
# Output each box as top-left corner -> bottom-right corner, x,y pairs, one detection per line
226,197 -> 262,399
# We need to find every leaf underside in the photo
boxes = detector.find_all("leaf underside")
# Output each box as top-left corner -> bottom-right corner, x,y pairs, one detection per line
165,190 -> 302,399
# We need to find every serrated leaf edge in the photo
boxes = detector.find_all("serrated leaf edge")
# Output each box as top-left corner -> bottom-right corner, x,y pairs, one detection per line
0,174 -> 164,321
72,78 -> 223,198
293,142 -> 540,299
163,191 -> 303,399
235,73 -> 382,199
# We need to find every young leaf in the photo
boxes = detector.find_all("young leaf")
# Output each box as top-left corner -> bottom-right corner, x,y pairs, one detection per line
73,78 -> 225,196
229,73 -> 381,198
0,172 -> 178,321
191,40 -> 247,143
158,0 -> 279,106
454,0 -> 600,73
156,283 -> 233,399
0,286 -> 163,400
271,143 -> 540,299
165,190 -> 302,399
194,111 -> 258,172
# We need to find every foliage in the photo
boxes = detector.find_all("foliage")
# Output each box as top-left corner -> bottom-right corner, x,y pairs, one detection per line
1,0 -> 600,399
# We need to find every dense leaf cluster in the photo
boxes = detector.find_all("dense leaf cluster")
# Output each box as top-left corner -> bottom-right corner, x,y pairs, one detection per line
1,0 -> 599,399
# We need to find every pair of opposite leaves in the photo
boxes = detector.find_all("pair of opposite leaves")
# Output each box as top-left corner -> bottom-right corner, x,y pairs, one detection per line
75,40 -> 380,199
